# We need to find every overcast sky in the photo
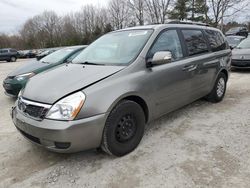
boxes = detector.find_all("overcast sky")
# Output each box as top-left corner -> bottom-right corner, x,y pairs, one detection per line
0,0 -> 249,34
0,0 -> 108,34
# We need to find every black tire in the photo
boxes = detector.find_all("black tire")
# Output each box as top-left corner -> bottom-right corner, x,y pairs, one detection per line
101,100 -> 145,157
10,56 -> 16,62
205,72 -> 227,103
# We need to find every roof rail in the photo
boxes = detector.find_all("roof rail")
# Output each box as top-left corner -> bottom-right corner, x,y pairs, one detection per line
168,20 -> 210,27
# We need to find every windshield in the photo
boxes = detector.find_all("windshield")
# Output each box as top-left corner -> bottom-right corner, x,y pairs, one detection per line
237,39 -> 250,49
226,37 -> 244,46
72,29 -> 153,65
40,48 -> 75,64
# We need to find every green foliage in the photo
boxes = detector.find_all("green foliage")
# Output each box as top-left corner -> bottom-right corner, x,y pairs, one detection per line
170,0 -> 209,23
169,0 -> 188,20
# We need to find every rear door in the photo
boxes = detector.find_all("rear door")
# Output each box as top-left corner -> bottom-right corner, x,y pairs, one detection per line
203,29 -> 230,93
180,29 -> 218,100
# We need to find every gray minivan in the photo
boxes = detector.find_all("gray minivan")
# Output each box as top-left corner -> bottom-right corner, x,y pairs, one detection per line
12,22 -> 231,156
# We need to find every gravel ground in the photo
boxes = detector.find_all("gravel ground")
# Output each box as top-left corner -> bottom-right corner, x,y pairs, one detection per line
0,59 -> 250,188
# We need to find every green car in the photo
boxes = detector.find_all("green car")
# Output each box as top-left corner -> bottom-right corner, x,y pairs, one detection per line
3,45 -> 86,97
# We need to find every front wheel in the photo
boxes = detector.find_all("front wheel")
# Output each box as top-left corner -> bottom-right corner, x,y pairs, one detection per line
205,72 -> 227,103
101,100 -> 145,157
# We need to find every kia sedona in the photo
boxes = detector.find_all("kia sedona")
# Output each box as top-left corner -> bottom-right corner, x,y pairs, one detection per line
12,22 -> 231,157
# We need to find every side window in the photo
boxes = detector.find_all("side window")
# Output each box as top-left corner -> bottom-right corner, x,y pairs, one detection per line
1,50 -> 8,53
10,49 -> 17,53
182,30 -> 209,56
204,30 -> 227,52
148,30 -> 183,61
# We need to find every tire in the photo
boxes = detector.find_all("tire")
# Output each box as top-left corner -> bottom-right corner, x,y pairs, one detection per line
10,56 -> 16,62
101,100 -> 145,157
205,72 -> 227,103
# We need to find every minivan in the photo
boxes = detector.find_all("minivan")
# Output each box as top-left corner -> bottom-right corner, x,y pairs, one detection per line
12,22 -> 231,157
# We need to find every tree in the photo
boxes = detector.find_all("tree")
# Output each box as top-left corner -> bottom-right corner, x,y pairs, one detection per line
109,0 -> 130,29
127,0 -> 145,25
207,0 -> 249,29
169,0 -> 188,20
145,0 -> 173,24
187,0 -> 209,22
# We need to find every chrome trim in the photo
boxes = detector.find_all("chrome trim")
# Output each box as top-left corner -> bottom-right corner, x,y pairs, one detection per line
19,97 -> 52,109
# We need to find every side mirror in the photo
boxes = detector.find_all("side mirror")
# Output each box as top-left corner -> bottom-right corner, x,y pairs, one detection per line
148,51 -> 172,67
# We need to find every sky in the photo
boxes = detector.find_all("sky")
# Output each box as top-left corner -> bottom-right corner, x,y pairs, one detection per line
0,0 -> 108,34
0,0 -> 249,34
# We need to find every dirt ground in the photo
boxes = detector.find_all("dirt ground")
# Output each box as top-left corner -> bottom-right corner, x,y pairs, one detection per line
0,59 -> 250,188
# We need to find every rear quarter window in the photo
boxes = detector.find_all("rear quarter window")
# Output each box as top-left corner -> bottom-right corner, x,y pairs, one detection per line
204,30 -> 227,52
182,29 -> 209,56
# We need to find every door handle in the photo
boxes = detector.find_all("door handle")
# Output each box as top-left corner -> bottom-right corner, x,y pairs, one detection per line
182,64 -> 197,72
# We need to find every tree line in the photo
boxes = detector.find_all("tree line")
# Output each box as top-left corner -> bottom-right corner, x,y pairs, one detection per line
0,0 -> 249,50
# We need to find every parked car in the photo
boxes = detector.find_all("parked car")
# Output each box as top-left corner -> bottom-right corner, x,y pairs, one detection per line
226,27 -> 248,38
36,49 -> 58,60
226,35 -> 245,49
3,46 -> 86,97
0,48 -> 19,62
11,22 -> 231,156
231,38 -> 250,69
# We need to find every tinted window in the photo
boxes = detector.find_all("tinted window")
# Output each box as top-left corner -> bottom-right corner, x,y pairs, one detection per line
10,49 -> 17,53
182,30 -> 208,56
148,30 -> 183,60
1,50 -> 8,53
204,30 -> 227,52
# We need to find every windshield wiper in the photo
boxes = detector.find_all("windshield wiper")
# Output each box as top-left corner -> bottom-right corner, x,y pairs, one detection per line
41,61 -> 50,64
78,61 -> 105,66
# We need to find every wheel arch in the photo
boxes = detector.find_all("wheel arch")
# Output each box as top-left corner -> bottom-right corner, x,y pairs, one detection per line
108,94 -> 150,123
220,69 -> 229,82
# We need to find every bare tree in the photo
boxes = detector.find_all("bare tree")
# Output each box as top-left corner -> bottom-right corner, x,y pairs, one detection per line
207,0 -> 249,29
127,0 -> 145,25
145,0 -> 173,24
108,0 -> 130,29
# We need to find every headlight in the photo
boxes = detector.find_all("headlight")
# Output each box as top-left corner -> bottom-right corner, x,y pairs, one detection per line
46,92 -> 85,121
15,72 -> 35,81
18,89 -> 24,98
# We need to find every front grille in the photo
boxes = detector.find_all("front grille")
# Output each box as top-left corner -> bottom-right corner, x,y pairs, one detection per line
231,59 -> 250,67
18,97 -> 51,120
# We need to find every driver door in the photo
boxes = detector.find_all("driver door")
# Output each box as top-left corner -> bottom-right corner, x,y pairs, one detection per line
147,29 -> 197,118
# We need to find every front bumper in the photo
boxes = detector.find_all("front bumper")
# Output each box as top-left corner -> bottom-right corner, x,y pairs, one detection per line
3,78 -> 24,97
231,59 -> 250,69
12,107 -> 107,153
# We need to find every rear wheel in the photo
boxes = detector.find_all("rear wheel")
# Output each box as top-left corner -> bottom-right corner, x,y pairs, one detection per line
205,72 -> 227,103
101,100 -> 145,156
10,56 -> 16,62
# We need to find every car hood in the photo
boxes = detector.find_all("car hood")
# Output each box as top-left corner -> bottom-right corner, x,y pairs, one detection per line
22,63 -> 125,104
232,49 -> 250,59
8,60 -> 47,77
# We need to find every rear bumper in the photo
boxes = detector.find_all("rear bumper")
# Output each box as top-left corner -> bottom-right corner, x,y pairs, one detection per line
12,107 -> 107,153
